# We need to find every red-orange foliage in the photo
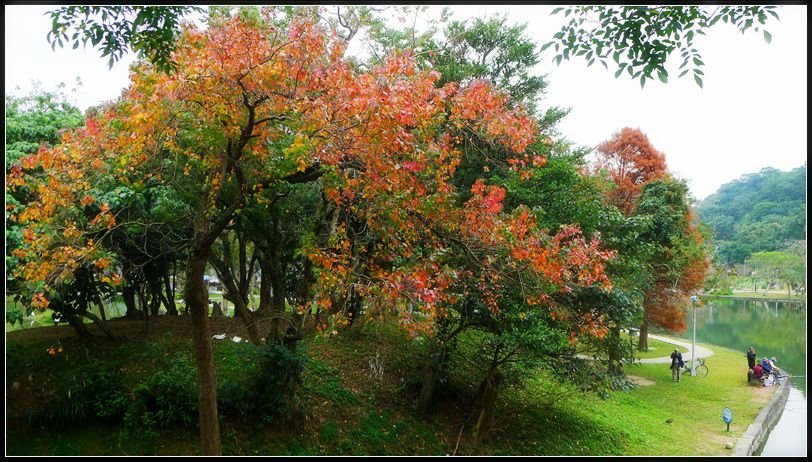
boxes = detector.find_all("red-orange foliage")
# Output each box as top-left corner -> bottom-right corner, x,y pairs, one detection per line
595,127 -> 667,215
643,205 -> 710,334
11,12 -> 616,345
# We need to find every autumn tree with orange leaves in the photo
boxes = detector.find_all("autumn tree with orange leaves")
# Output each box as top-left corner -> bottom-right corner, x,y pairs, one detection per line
591,127 -> 708,351
594,127 -> 667,215
633,179 -> 709,350
10,10 -> 621,454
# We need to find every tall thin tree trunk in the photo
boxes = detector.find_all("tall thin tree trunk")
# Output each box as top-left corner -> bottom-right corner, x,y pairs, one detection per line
257,251 -> 273,316
607,326 -> 622,373
187,247 -> 222,455
164,271 -> 178,315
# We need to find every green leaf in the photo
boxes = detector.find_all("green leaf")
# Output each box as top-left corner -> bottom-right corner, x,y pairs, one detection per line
657,69 -> 668,83
763,30 -> 772,44
694,73 -> 703,88
614,67 -> 624,78
640,75 -> 646,89
678,68 -> 690,78
551,7 -> 565,15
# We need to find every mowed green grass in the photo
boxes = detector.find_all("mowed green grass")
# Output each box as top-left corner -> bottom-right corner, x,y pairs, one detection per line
505,339 -> 768,456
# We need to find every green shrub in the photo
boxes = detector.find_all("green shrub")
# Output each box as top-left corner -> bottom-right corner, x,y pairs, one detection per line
217,342 -> 308,423
25,363 -> 129,427
125,357 -> 198,431
81,367 -> 130,421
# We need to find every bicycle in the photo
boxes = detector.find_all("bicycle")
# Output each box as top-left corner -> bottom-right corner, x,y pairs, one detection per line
681,357 -> 709,377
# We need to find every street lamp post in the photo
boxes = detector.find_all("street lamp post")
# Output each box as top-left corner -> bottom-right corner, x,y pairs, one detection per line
690,295 -> 699,376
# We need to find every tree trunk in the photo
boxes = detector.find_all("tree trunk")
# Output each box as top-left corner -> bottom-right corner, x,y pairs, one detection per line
607,326 -> 622,373
163,271 -> 178,315
67,313 -> 92,339
122,285 -> 143,319
227,295 -> 262,345
637,321 -> 649,351
84,310 -> 116,340
268,218 -> 288,342
472,367 -> 501,445
137,287 -> 150,337
416,362 -> 440,417
187,247 -> 222,456
257,252 -> 273,316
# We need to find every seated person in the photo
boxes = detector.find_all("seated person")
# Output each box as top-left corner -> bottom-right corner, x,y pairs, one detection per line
753,363 -> 764,379
761,357 -> 773,375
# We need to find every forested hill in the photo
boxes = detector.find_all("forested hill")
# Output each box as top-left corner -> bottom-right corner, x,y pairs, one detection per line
697,165 -> 806,265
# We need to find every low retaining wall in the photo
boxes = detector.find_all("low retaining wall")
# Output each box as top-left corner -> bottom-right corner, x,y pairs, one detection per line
731,378 -> 791,456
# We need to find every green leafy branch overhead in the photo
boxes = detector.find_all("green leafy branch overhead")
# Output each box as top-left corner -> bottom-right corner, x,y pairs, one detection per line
47,6 -> 203,73
542,6 -> 780,88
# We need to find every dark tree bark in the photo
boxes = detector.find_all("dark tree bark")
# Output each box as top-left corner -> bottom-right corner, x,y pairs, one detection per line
209,234 -> 262,344
66,313 -> 92,338
83,309 -> 116,340
257,251 -> 273,317
607,326 -> 623,373
637,320 -> 649,351
163,270 -> 178,315
416,361 -> 440,417
187,244 -> 222,455
472,367 -> 501,445
121,285 -> 143,319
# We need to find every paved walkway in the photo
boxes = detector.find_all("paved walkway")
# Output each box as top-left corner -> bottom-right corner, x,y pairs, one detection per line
637,333 -> 715,364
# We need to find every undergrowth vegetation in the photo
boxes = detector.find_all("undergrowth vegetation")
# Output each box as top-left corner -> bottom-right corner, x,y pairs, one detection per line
6,317 -> 772,456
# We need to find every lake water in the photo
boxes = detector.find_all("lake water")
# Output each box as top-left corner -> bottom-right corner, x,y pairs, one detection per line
676,297 -> 806,457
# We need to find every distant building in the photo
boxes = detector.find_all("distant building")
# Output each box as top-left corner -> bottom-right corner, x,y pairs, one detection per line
203,274 -> 223,293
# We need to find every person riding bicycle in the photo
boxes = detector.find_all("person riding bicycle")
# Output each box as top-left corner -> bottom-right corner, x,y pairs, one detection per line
670,348 -> 684,382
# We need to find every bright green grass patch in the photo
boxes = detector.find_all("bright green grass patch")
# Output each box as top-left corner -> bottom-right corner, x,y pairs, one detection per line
723,291 -> 806,300
501,338 -> 769,456
631,335 -> 689,360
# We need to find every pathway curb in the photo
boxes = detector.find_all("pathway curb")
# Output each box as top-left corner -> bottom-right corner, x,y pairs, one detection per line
731,378 -> 791,456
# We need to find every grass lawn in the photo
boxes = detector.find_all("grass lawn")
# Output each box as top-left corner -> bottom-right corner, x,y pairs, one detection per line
630,335 -> 689,360
723,291 -> 806,300
502,338 -> 774,456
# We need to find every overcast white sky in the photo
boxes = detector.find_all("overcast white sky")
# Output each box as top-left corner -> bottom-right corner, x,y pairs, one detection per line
5,5 -> 807,200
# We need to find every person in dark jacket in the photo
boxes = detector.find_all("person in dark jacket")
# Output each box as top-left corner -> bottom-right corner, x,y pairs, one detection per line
761,357 -> 773,375
747,347 -> 757,370
670,348 -> 684,382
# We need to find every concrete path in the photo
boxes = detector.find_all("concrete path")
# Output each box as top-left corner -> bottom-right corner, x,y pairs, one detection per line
637,333 -> 715,364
